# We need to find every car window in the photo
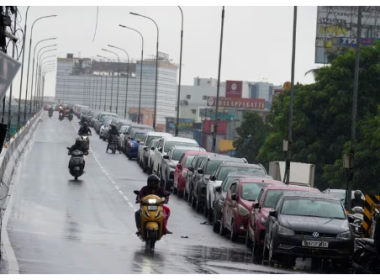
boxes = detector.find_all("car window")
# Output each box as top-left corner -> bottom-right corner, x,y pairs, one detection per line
133,132 -> 146,141
149,139 -> 158,148
164,141 -> 198,152
178,154 -> 185,165
195,157 -> 205,169
222,177 -> 237,192
205,160 -> 223,175
280,198 -> 346,219
230,183 -> 238,194
263,190 -> 285,208
217,166 -> 265,181
146,136 -> 161,146
172,149 -> 186,161
256,189 -> 264,204
185,155 -> 196,168
241,183 -> 264,201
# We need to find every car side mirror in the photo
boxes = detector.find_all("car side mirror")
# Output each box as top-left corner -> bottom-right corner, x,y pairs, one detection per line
144,147 -> 148,151
215,186 -> 222,193
163,155 -> 169,160
189,166 -> 194,172
231,193 -> 237,201
253,202 -> 260,209
197,168 -> 203,174
269,210 -> 277,218
210,175 -> 216,181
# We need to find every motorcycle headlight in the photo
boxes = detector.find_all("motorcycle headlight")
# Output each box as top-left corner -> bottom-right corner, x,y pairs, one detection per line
278,225 -> 295,236
148,199 -> 157,204
238,204 -> 249,216
261,217 -> 267,226
337,231 -> 352,240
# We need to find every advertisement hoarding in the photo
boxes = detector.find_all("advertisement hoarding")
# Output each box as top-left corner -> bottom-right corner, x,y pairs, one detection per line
225,80 -> 243,98
315,6 -> 380,64
207,96 -> 265,109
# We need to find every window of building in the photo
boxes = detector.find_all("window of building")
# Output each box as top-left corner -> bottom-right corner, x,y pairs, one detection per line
186,95 -> 191,99
191,109 -> 196,114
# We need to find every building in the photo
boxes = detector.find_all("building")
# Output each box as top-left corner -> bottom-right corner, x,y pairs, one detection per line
55,53 -> 178,130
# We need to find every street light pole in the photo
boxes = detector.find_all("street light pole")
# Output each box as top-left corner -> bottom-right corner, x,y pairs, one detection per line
108,45 -> 130,119
99,74 -> 103,111
130,12 -> 159,129
16,6 -> 30,131
212,7 -> 225,153
102,48 -> 120,114
36,58 -> 55,111
283,6 -> 298,185
175,6 -> 184,136
119,25 -> 144,124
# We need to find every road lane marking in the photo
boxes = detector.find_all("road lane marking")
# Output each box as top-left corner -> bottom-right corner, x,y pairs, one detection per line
122,195 -> 129,201
128,202 -> 135,208
118,190 -> 124,196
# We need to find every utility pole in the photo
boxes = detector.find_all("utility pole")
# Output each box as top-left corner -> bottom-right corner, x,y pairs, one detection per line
283,6 -> 297,185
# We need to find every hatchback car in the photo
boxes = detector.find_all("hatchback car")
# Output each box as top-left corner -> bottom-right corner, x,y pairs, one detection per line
137,132 -> 172,169
125,130 -> 147,160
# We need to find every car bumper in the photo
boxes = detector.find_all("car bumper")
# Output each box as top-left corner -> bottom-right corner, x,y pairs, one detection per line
273,235 -> 354,259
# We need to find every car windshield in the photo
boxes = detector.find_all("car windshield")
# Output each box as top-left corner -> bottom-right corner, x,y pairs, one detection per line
222,178 -> 236,191
104,119 -> 113,126
164,141 -> 198,152
185,156 -> 195,168
263,190 -> 286,208
217,166 -> 265,181
133,133 -> 145,141
172,150 -> 186,161
146,136 -> 162,146
120,126 -> 128,133
241,183 -> 264,201
205,160 -> 223,175
149,140 -> 158,148
281,198 -> 346,219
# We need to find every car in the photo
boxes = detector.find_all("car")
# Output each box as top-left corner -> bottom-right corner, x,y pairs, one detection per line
114,119 -> 133,130
173,150 -> 210,199
190,154 -> 248,213
125,130 -> 147,160
151,137 -> 199,177
220,177 -> 280,242
161,146 -> 206,191
146,138 -> 161,175
262,192 -> 354,267
118,125 -> 131,148
99,117 -> 116,140
137,132 -> 173,169
205,162 -> 268,222
247,184 -> 321,260
212,173 -> 274,233
124,124 -> 154,151
322,188 -> 365,208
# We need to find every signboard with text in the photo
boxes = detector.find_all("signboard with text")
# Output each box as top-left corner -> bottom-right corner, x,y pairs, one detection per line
0,51 -> 21,102
206,96 -> 265,109
225,80 -> 243,98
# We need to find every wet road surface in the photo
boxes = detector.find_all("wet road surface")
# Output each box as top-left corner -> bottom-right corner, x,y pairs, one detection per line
4,113 -> 304,274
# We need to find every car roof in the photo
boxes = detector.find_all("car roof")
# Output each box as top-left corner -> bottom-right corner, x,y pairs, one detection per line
183,151 -> 211,156
171,146 -> 205,151
133,130 -> 148,134
206,155 -> 247,163
237,177 -> 283,185
146,132 -> 172,137
164,137 -> 198,143
129,124 -> 153,129
225,172 -> 273,180
100,111 -> 118,115
262,184 -> 321,193
218,162 -> 262,168
282,191 -> 338,200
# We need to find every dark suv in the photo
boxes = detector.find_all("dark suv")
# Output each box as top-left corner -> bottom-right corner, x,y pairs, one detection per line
190,154 -> 248,213
263,191 -> 354,267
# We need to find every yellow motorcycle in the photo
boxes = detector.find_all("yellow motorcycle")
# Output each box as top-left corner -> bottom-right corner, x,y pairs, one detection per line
133,190 -> 170,251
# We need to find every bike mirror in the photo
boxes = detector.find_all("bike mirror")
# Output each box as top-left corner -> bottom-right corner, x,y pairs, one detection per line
133,190 -> 140,195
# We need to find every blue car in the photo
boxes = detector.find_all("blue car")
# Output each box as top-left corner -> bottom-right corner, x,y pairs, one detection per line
126,130 -> 148,160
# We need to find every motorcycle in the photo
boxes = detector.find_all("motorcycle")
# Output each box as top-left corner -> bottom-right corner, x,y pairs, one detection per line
67,148 -> 85,181
68,113 -> 73,121
59,112 -> 64,121
351,209 -> 380,273
134,190 -> 171,252
349,206 -> 364,238
108,134 -> 118,154
48,111 -> 53,118
78,134 -> 90,155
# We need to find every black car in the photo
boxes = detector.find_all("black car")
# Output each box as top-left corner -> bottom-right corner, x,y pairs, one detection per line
190,154 -> 248,213
263,192 -> 354,267
212,172 -> 273,232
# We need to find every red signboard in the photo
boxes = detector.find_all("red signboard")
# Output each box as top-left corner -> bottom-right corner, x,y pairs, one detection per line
273,89 -> 284,99
207,96 -> 265,109
226,80 -> 243,98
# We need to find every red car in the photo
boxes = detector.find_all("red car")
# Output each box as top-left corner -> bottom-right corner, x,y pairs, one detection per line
173,150 -> 210,198
246,184 -> 321,260
220,177 -> 283,242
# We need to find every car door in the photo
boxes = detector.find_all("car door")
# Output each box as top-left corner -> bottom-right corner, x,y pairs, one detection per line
252,189 -> 265,231
138,134 -> 147,160
153,139 -> 164,174
162,149 -> 172,181
265,196 -> 281,247
194,158 -> 208,196
224,182 -> 238,228
174,153 -> 185,188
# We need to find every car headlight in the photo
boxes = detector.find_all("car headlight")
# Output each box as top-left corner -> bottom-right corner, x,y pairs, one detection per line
238,204 -> 249,216
278,225 -> 295,236
337,231 -> 352,240
261,217 -> 266,226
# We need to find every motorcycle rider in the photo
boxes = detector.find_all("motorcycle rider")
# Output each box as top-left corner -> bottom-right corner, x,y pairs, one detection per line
106,124 -> 121,153
351,190 -> 365,209
48,106 -> 54,115
68,137 -> 86,169
135,174 -> 172,235
78,122 -> 92,136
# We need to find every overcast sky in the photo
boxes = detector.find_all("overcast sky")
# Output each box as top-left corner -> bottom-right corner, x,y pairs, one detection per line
8,6 -> 320,98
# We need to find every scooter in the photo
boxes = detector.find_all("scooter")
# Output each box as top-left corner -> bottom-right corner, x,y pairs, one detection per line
134,190 -> 171,252
59,112 -> 64,121
67,148 -> 85,181
48,111 -> 53,118
108,135 -> 118,154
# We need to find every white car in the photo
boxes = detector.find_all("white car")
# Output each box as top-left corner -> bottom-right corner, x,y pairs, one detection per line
151,137 -> 199,177
137,132 -> 172,168
118,125 -> 131,148
146,138 -> 161,174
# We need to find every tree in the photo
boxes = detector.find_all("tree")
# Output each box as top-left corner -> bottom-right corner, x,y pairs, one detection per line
258,42 -> 380,191
233,112 -> 271,164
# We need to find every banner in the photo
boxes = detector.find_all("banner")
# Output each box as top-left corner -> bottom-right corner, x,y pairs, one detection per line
225,80 -> 242,98
207,96 -> 265,109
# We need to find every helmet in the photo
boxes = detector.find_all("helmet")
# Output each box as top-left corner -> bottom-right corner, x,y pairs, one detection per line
83,122 -> 88,128
147,174 -> 160,188
111,124 -> 116,129
75,137 -> 81,146
354,190 -> 362,200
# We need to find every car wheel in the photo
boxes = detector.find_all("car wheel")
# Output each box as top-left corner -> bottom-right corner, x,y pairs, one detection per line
213,210 -> 220,233
219,216 -> 227,236
230,220 -> 238,242
245,228 -> 253,248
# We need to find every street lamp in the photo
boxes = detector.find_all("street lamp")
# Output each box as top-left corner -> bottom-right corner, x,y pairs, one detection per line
108,45 -> 130,119
38,64 -> 55,110
24,38 -> 57,117
175,6 -> 184,136
36,56 -> 56,112
40,70 -> 55,110
212,7 -> 225,153
24,15 -> 57,117
102,48 -> 121,114
119,24 -> 144,124
130,12 -> 159,129
97,55 -> 112,111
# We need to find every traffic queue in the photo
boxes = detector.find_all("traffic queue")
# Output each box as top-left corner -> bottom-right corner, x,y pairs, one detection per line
66,104 -> 380,272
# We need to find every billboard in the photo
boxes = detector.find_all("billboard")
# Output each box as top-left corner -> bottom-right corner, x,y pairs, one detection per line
273,89 -> 284,99
225,80 -> 243,98
315,6 -> 380,64
207,96 -> 265,109
165,117 -> 194,132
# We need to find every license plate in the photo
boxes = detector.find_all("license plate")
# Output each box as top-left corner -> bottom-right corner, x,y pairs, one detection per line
148,206 -> 158,211
302,240 -> 329,248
